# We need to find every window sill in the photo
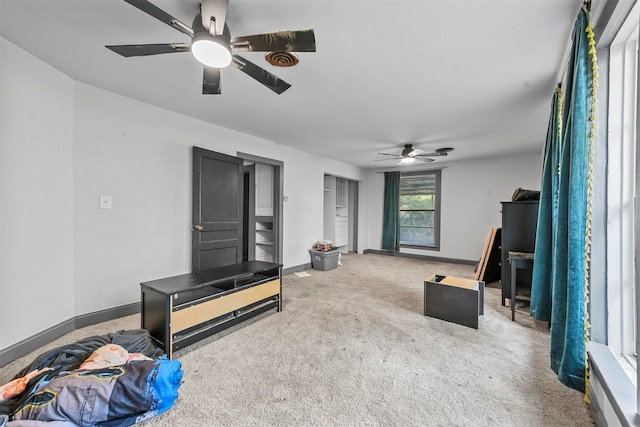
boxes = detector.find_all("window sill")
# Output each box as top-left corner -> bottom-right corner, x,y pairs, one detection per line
588,342 -> 637,427
399,244 -> 440,251
619,353 -> 638,388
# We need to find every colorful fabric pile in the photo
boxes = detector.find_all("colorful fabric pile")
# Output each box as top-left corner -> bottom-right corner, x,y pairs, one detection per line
0,330 -> 183,426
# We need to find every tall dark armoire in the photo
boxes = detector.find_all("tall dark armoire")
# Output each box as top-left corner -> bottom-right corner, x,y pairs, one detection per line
500,201 -> 539,306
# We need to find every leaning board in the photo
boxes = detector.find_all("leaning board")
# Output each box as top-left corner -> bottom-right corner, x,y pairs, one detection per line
475,227 -> 501,283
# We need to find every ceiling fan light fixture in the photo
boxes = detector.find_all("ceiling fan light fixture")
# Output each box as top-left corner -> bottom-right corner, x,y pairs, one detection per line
400,157 -> 416,164
191,33 -> 232,68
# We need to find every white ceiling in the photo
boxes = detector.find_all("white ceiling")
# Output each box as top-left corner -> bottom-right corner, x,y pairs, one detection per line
0,0 -> 586,168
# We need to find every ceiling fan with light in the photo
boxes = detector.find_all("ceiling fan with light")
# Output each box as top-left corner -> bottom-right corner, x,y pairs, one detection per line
376,144 -> 454,165
106,0 -> 316,94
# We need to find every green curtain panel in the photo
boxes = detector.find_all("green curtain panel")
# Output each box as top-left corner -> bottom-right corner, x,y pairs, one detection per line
382,171 -> 400,251
530,6 -> 596,394
530,88 -> 562,321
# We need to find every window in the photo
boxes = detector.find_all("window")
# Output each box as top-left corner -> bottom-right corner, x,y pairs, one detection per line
606,0 -> 638,370
399,170 -> 441,249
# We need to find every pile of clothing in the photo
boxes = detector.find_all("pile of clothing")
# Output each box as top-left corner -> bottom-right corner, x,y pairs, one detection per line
312,240 -> 334,251
0,329 -> 183,426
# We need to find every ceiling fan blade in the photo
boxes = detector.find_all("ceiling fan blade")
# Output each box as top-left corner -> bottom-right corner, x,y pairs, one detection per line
374,157 -> 401,162
203,67 -> 221,95
414,147 -> 454,157
230,29 -> 316,52
200,0 -> 228,36
393,157 -> 433,165
106,43 -> 190,57
232,55 -> 291,94
377,153 -> 402,157
123,0 -> 194,37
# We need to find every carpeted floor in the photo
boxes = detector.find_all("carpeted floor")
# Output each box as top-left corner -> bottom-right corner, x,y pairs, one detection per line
0,253 -> 595,426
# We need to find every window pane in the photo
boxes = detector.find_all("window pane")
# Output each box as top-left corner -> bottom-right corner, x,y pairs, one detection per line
398,171 -> 440,248
400,211 -> 434,227
400,175 -> 436,195
400,194 -> 435,210
606,7 -> 639,359
400,227 -> 435,245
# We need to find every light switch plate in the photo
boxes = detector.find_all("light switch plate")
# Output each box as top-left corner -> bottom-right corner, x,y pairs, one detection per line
99,195 -> 113,209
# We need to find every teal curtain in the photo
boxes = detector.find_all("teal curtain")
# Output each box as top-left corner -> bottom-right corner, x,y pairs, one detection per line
382,171 -> 400,251
530,7 -> 595,393
530,88 -> 562,321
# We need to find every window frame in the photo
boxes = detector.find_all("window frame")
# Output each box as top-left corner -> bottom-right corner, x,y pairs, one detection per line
605,0 -> 638,372
589,1 -> 640,422
398,169 -> 441,250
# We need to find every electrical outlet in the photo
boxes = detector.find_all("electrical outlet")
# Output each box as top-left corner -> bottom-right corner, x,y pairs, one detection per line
99,195 -> 113,209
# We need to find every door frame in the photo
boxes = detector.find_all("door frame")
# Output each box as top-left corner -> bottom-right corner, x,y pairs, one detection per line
323,174 -> 359,254
237,152 -> 283,264
349,179 -> 359,253
242,164 -> 256,262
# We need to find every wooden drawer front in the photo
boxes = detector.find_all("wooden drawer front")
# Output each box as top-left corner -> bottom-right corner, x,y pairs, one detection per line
171,279 -> 280,333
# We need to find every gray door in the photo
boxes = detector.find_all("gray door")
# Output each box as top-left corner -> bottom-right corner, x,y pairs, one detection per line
192,147 -> 244,271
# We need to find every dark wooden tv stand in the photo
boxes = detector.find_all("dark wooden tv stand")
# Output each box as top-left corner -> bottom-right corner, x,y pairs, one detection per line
140,261 -> 282,359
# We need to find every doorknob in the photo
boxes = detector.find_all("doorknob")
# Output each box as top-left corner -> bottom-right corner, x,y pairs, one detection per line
194,225 -> 204,231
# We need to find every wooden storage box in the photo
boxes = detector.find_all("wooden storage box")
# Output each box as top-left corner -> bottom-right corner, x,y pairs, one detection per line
424,274 -> 484,329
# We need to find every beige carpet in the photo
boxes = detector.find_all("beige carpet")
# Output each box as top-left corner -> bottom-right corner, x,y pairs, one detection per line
1,253 -> 594,426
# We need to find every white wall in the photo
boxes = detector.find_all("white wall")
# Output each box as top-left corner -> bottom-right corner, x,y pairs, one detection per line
72,82 -> 365,316
1,39 -> 75,349
1,35 -> 543,351
360,152 -> 543,261
1,37 -> 364,349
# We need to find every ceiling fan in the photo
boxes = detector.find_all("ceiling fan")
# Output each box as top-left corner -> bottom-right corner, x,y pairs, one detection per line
106,0 -> 316,94
376,144 -> 454,165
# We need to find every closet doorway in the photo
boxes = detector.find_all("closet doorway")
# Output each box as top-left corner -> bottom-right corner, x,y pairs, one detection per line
323,175 -> 358,253
239,153 -> 283,264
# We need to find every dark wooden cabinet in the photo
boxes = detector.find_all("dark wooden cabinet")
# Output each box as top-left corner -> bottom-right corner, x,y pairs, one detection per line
141,261 -> 282,359
500,201 -> 539,305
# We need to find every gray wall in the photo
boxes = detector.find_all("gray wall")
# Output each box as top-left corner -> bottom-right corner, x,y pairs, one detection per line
361,152 -> 543,261
0,37 -> 364,350
1,35 -> 544,353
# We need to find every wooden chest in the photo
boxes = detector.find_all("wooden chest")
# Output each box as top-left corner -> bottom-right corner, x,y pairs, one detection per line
424,274 -> 484,329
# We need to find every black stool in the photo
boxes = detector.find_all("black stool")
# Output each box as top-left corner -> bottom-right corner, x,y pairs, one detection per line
508,251 -> 534,321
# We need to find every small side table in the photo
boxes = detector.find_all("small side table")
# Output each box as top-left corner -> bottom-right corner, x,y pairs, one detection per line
508,251 -> 534,321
